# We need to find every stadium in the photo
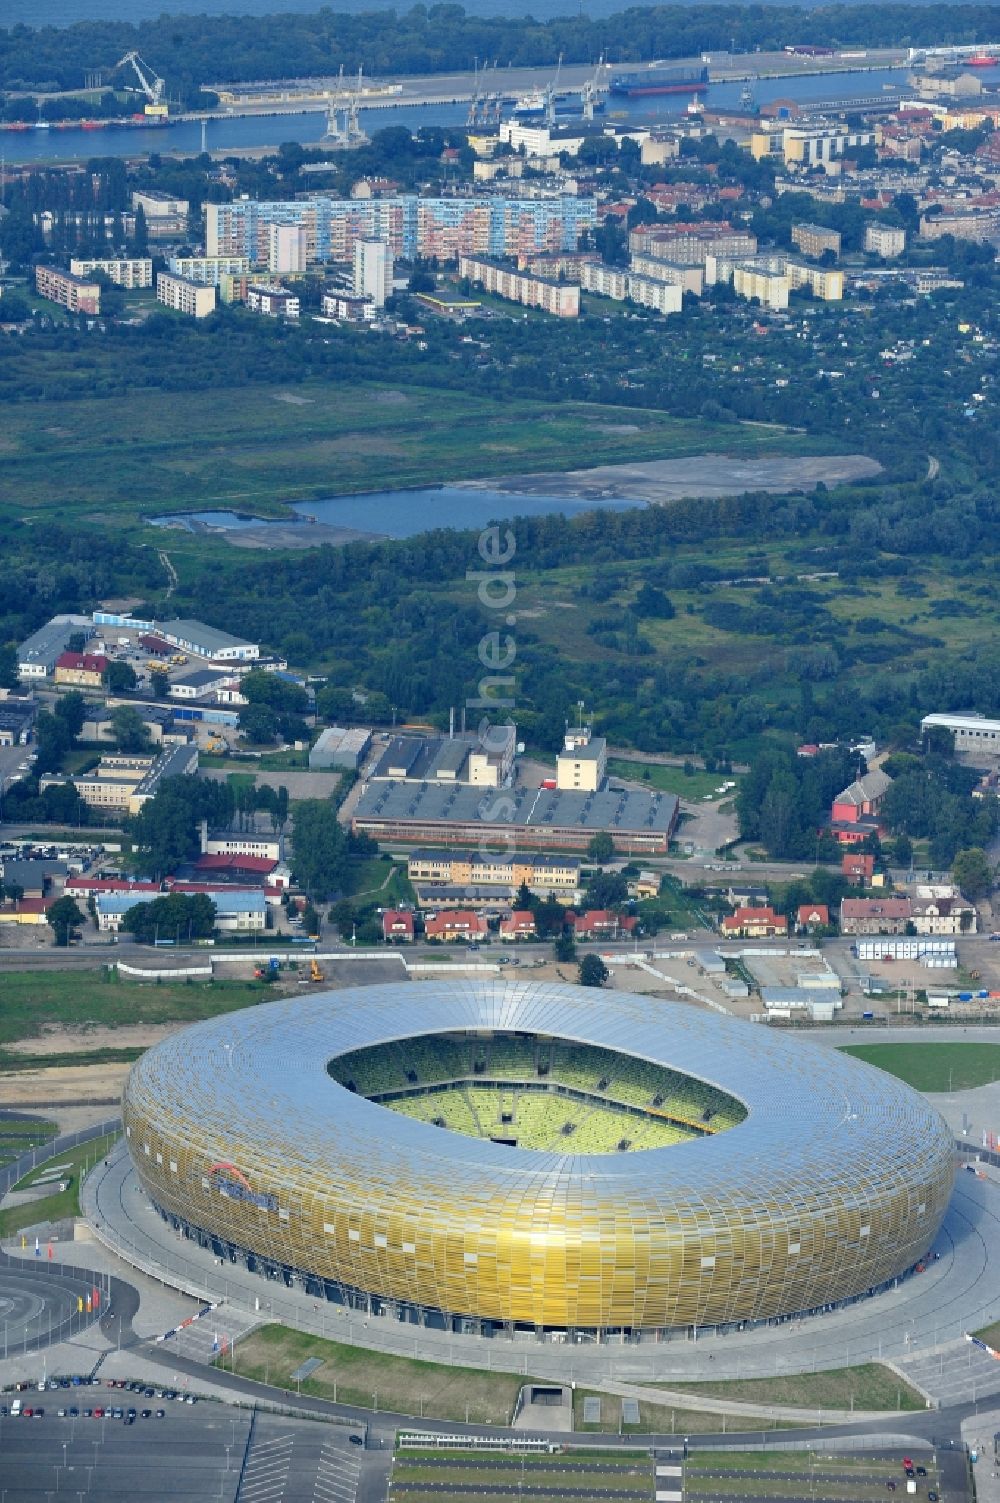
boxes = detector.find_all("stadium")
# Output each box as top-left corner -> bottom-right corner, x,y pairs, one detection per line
121,981 -> 955,1338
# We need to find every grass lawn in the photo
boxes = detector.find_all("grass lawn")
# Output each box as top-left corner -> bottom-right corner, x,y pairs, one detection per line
0,970 -> 274,1048
690,1452 -> 910,1475
0,1131 -> 119,1239
572,1388 -> 742,1434
0,1119 -> 58,1170
662,1362 -> 924,1412
607,760 -> 738,802
973,1321 -> 1000,1347
838,1042 -> 1000,1092
223,1324 -> 525,1424
0,380 -> 832,528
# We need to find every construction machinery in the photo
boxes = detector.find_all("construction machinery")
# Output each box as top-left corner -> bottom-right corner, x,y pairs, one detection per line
310,958 -> 325,983
113,51 -> 168,116
254,957 -> 280,981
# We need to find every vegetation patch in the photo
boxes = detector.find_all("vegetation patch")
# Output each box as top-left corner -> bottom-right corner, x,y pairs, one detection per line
839,1043 -> 1000,1092
662,1362 -> 924,1412
0,1132 -> 119,1238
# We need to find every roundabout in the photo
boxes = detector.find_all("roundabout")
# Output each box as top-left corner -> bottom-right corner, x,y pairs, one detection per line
118,981 -> 955,1344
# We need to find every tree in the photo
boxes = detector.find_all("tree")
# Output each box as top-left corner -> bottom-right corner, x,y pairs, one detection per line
132,201 -> 148,256
586,832 -> 614,862
554,932 -> 576,963
122,891 -> 216,943
111,705 -> 150,753
239,704 -> 279,745
130,774 -> 233,878
893,832 -> 913,869
952,847 -> 993,902
54,690 -> 87,740
104,660 -> 138,694
292,798 -> 349,900
578,953 -> 609,988
47,895 -> 85,947
584,869 -> 629,908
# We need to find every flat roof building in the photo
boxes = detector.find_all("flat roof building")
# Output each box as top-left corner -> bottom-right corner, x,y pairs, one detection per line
921,712 -> 1000,749
157,620 -> 259,663
69,257 -> 153,288
18,615 -> 93,680
458,256 -> 580,317
309,726 -> 372,771
156,272 -> 217,319
35,265 -> 101,315
791,223 -> 842,259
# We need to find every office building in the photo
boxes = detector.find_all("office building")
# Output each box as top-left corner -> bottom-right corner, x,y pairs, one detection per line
157,620 -> 259,664
556,729 -> 607,792
353,238 -> 393,309
156,272 -> 217,319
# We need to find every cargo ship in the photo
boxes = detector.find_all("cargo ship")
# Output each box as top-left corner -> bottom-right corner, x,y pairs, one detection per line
966,53 -> 999,66
610,64 -> 709,97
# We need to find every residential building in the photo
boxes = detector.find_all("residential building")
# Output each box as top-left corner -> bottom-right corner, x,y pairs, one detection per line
774,124 -> 878,168
458,256 -> 580,316
0,897 -> 55,926
796,903 -> 830,931
579,262 -> 629,300
572,910 -> 638,939
206,195 -> 597,268
839,897 -> 911,935
157,620 -> 259,664
268,222 -> 307,274
719,906 -> 788,938
34,265 -> 101,315
791,222 -> 842,259
633,871 -> 661,901
920,712 -> 1000,750
629,222 -> 757,263
708,253 -> 843,306
641,134 -> 681,166
407,850 -> 580,896
500,911 -> 538,940
309,726 -> 372,771
353,238 -> 393,309
69,257 -> 153,288
132,191 -> 189,218
556,729 -> 607,792
733,263 -> 790,311
18,615 -> 93,680
246,284 -> 300,319
910,885 -> 977,935
842,853 -> 875,884
627,274 -> 683,315
321,290 -> 375,322
382,909 -> 415,943
156,273 -> 217,319
919,211 -> 1000,243
53,651 -> 108,688
167,255 -> 251,286
424,910 -> 489,942
865,223 -> 906,257
629,254 -> 704,296
55,744 -> 199,816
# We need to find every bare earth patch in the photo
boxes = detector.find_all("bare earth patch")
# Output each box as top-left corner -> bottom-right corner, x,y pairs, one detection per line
465,453 -> 882,504
373,390 -> 410,406
6,1023 -> 182,1057
0,1063 -> 132,1106
273,393 -> 315,405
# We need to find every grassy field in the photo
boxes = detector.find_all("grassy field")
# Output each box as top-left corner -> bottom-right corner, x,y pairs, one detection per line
839,1042 -> 1000,1091
662,1363 -> 924,1412
974,1321 -> 1000,1347
0,971 -> 273,1048
607,760 -> 738,801
0,381 -> 828,528
0,1131 -> 119,1238
572,1388 -> 744,1435
0,1118 -> 58,1170
684,1451 -> 939,1500
223,1325 -> 525,1424
390,1447 -> 653,1503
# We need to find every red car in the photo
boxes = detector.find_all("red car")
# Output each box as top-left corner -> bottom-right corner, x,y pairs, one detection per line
903,1459 -> 913,1470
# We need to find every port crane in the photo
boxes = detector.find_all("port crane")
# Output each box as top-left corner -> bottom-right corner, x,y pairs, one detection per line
580,54 -> 609,120
467,59 -> 503,127
544,52 -> 564,126
113,51 -> 166,108
323,66 -> 368,147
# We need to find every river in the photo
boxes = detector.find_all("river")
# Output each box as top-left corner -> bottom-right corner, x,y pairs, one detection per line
0,63 -> 957,166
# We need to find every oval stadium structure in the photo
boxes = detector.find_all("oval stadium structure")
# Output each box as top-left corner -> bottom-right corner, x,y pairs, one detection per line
121,982 -> 955,1336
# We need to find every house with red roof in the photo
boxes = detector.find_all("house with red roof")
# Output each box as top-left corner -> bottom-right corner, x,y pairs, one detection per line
842,853 -> 874,885
500,910 -> 537,940
54,651 -> 108,688
382,910 -> 415,944
796,903 -> 830,933
424,910 -> 488,943
720,906 -> 788,939
571,910 -> 638,939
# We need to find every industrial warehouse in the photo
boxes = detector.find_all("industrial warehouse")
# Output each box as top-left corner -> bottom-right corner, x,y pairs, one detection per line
122,983 -> 954,1339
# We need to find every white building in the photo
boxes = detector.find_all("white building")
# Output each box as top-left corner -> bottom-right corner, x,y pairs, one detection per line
156,272 -> 216,319
921,712 -> 1000,751
246,284 -> 300,319
556,729 -> 607,792
910,884 -> 977,936
167,255 -> 252,286
157,620 -> 259,664
864,223 -> 906,258
353,238 -> 392,309
132,191 -> 189,218
69,257 -> 153,288
321,290 -> 375,322
268,222 -> 307,274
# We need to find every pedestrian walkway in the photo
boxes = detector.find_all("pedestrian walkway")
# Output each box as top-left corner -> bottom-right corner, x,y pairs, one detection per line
897,1338 -> 1000,1407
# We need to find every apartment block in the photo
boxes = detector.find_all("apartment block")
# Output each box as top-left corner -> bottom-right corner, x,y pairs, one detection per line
268,222 -> 307,274
628,222 -> 758,264
132,190 -> 189,218
627,273 -> 683,315
167,255 -> 252,286
733,264 -> 789,310
34,265 -> 101,315
69,257 -> 153,288
353,237 -> 393,308
864,223 -> 906,257
156,272 -> 217,319
206,195 -> 597,268
580,263 -> 629,300
791,222 -> 842,259
321,289 -> 375,321
459,256 -> 580,316
629,253 -> 704,296
246,284 -> 300,319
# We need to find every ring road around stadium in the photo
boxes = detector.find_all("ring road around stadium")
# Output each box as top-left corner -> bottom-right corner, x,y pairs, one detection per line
121,982 -> 955,1339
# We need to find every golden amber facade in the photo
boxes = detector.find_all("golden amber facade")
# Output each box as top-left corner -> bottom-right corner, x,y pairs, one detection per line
122,983 -> 955,1332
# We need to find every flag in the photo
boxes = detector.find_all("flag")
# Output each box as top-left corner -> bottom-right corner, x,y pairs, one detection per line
47,1244 -> 53,1260
77,1297 -> 83,1313
212,1334 -> 219,1352
92,1286 -> 100,1309
34,1237 -> 39,1257
20,1235 -> 25,1250
85,1296 -> 92,1313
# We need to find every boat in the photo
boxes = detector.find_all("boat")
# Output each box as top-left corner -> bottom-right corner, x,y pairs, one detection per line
512,88 -> 602,120
966,54 -> 998,66
610,64 -> 709,97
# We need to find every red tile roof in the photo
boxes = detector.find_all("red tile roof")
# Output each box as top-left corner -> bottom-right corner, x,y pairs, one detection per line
55,652 -> 108,674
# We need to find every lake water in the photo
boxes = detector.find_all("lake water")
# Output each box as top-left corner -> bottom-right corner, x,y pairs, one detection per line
0,64 -> 929,165
149,486 -> 648,541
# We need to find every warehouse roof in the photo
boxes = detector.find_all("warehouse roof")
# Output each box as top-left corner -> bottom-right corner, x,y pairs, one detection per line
355,780 -> 677,835
158,620 -> 256,655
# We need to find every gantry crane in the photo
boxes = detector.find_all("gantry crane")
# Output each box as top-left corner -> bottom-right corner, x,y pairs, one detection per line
113,51 -> 166,109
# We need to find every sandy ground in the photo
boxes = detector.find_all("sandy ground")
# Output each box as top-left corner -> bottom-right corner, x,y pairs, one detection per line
465,453 -> 882,503
0,1062 -> 130,1107
5,1024 -> 183,1057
